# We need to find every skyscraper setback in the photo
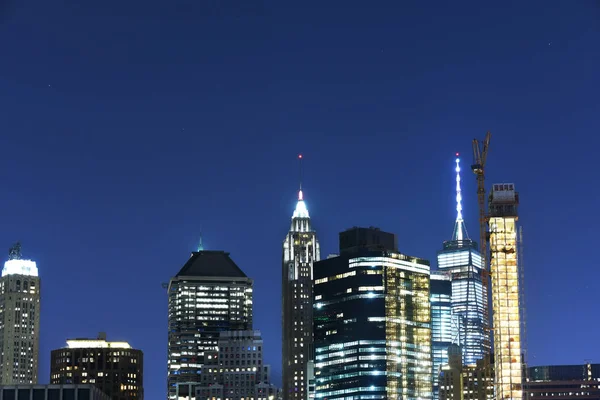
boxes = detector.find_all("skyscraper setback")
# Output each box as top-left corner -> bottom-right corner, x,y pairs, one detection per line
489,183 -> 524,400
282,162 -> 320,400
437,156 -> 490,365
0,243 -> 40,385
167,250 -> 253,399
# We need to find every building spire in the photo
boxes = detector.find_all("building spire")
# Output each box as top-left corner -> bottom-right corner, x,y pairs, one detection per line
298,153 -> 303,201
292,154 -> 310,220
197,230 -> 204,252
452,154 -> 469,241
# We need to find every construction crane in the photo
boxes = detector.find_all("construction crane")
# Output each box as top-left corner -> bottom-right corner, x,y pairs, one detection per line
471,132 -> 493,385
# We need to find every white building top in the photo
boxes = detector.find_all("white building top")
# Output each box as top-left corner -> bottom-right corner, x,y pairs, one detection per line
2,259 -> 38,277
292,190 -> 310,219
66,339 -> 131,349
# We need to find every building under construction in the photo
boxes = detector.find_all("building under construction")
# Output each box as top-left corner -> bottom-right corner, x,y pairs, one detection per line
488,183 -> 524,400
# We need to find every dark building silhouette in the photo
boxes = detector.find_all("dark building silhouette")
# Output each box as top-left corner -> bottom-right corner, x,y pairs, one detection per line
0,384 -> 110,399
167,250 -> 253,399
50,333 -> 143,400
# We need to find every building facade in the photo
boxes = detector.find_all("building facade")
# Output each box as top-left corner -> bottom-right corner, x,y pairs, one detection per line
282,186 -> 320,400
438,345 -> 494,400
488,183 -> 524,400
431,273 -> 454,400
196,330 -> 280,400
0,384 -> 110,400
168,250 -> 253,399
50,333 -> 143,399
313,227 -> 432,400
525,363 -> 600,400
437,156 -> 490,366
0,243 -> 41,385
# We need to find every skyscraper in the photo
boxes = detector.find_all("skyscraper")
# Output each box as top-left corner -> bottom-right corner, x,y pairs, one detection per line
167,250 -> 253,399
0,243 -> 40,385
282,157 -> 320,400
313,227 -> 432,400
50,333 -> 144,399
488,183 -> 524,400
431,272 -> 453,400
437,156 -> 490,365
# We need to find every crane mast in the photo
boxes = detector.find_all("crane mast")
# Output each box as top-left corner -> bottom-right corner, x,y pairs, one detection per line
471,132 -> 492,367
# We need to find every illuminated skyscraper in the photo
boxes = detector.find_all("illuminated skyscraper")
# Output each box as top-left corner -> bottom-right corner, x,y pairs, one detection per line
282,155 -> 320,400
0,243 -> 40,385
167,250 -> 253,399
437,156 -> 490,365
488,183 -> 523,400
313,227 -> 432,400
431,272 -> 454,400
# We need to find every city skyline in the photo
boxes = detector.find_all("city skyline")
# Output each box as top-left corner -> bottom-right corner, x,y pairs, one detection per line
1,1 -> 598,398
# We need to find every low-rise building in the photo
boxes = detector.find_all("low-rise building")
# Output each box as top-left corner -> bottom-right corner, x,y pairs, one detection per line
0,384 -> 110,399
50,333 -> 143,400
525,363 -> 600,400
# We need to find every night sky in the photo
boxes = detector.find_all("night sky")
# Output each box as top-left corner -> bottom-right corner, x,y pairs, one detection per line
1,1 -> 599,398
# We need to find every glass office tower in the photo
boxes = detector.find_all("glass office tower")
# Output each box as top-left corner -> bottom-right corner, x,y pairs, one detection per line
437,156 -> 490,366
313,227 -> 432,400
430,272 -> 454,400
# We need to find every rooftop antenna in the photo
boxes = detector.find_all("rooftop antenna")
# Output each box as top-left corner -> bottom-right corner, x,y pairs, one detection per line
452,154 -> 469,241
8,242 -> 22,260
298,154 -> 303,200
197,228 -> 204,252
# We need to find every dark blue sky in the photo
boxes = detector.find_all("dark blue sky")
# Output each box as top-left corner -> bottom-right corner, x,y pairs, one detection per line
1,1 -> 599,398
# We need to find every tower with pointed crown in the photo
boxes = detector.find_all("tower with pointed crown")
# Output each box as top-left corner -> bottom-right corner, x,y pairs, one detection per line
282,155 -> 320,400
436,155 -> 490,368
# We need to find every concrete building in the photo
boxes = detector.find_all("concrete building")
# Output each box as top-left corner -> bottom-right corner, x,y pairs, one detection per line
489,183 -> 524,400
431,272 -> 454,400
50,333 -> 143,400
0,384 -> 110,399
196,330 -> 280,400
0,243 -> 41,385
313,227 -> 432,400
438,344 -> 493,400
524,363 -> 600,400
167,250 -> 253,399
437,156 -> 490,366
282,173 -> 320,400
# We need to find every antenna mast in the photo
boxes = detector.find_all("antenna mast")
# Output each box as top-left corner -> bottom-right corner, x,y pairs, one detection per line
298,154 -> 303,200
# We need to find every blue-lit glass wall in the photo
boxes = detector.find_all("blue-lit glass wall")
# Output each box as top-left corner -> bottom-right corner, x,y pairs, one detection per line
437,240 -> 490,366
313,250 -> 432,400
430,273 -> 453,400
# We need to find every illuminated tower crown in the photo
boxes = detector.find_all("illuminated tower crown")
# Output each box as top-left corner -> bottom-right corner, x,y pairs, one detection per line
452,154 -> 469,242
